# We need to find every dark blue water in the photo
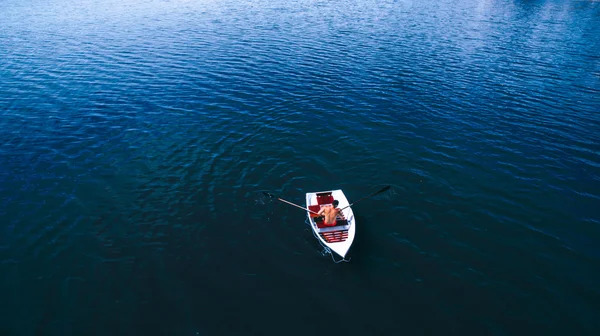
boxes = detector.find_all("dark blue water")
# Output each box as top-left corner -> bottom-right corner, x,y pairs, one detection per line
1,0 -> 599,334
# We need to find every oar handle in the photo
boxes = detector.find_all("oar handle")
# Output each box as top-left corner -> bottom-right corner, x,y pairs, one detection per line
278,198 -> 320,215
338,204 -> 352,211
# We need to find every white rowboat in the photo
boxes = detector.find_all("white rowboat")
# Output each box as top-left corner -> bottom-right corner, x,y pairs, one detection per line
305,189 -> 355,259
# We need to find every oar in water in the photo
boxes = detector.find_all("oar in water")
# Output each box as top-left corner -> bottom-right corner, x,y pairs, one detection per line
262,192 -> 321,215
338,185 -> 391,211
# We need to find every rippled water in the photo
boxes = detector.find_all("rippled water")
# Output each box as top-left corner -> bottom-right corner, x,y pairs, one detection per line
1,0 -> 599,335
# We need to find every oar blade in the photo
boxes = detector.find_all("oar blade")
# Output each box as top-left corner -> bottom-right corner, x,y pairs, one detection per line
377,185 -> 391,194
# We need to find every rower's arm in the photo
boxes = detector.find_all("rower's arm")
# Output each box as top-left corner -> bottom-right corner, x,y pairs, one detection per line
317,207 -> 325,216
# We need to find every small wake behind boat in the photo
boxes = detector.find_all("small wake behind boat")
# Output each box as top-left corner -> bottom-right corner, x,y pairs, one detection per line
306,189 -> 355,259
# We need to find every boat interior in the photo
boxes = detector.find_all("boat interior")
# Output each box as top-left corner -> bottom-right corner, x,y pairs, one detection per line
308,191 -> 349,229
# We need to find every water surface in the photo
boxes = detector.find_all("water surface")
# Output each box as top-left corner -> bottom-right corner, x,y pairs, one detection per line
1,0 -> 599,335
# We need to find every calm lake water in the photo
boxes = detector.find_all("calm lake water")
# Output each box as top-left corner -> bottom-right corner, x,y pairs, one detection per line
1,0 -> 599,335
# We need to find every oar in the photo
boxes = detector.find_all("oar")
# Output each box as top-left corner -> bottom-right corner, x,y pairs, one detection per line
262,192 -> 321,215
338,185 -> 391,211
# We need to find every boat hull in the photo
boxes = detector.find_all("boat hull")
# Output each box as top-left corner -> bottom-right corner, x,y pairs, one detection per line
305,189 -> 355,258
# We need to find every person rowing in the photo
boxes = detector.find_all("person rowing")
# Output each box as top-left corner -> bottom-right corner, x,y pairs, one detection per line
317,200 -> 345,226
